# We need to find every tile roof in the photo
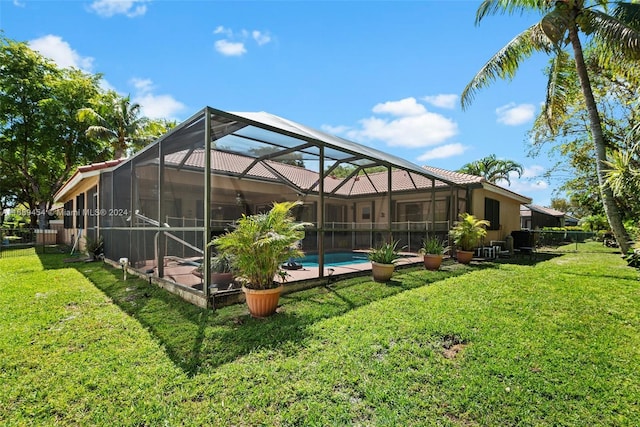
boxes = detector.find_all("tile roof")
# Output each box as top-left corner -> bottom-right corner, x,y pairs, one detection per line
77,159 -> 124,173
523,204 -> 566,217
421,165 -> 485,185
163,149 -> 459,197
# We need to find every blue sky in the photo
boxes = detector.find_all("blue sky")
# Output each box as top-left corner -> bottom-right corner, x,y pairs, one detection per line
2,0 -> 564,206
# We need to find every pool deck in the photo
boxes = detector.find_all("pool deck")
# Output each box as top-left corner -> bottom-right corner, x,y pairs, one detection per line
280,252 -> 423,282
135,252 -> 424,289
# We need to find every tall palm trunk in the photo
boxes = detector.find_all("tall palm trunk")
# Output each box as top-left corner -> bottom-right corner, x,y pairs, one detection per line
567,21 -> 630,253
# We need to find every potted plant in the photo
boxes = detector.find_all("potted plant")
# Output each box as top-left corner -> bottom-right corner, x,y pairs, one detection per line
449,213 -> 490,264
192,252 -> 236,289
419,236 -> 447,270
368,239 -> 401,282
212,200 -> 309,318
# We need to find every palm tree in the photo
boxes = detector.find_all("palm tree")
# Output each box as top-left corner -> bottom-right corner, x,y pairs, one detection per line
78,91 -> 149,159
461,0 -> 640,254
458,154 -> 524,185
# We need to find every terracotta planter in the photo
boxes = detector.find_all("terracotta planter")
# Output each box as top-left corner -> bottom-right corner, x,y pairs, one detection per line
423,254 -> 443,271
456,250 -> 474,264
371,262 -> 395,282
243,285 -> 284,318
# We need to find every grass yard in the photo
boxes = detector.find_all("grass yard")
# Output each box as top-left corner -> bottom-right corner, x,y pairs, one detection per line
1,242 -> 639,425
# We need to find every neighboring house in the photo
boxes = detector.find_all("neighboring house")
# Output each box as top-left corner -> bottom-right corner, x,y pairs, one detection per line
55,107 -> 531,307
53,159 -> 124,251
520,204 -> 575,229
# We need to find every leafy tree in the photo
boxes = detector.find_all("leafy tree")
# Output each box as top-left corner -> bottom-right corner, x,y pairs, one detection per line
78,91 -> 149,159
580,213 -> 609,231
0,36 -> 105,227
457,154 -> 523,184
461,0 -> 640,253
531,45 -> 640,221
130,118 -> 177,153
550,197 -> 572,214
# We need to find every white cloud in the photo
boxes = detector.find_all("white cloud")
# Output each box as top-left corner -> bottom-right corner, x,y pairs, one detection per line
29,35 -> 94,71
506,165 -> 549,193
496,103 -> 535,126
130,77 -> 153,93
372,97 -> 426,116
13,0 -> 26,7
417,143 -> 467,161
89,0 -> 149,18
422,94 -> 458,109
252,30 -> 272,46
520,165 -> 546,179
213,25 -> 272,56
347,98 -> 458,148
321,124 -> 351,134
130,77 -> 185,119
214,26 -> 233,37
214,40 -> 247,56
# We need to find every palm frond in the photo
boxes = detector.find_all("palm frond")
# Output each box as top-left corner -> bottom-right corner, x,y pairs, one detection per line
461,22 -> 553,109
85,125 -> 116,141
587,8 -> 640,59
544,49 -> 573,133
475,0 -> 553,25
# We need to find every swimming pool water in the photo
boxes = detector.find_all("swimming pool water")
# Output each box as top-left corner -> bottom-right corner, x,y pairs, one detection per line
297,251 -> 370,267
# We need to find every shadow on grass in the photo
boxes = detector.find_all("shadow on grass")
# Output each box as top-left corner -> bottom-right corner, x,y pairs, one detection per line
492,252 -> 562,266
33,250 -> 546,376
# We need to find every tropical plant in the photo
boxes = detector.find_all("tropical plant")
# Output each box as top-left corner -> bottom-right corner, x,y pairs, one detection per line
195,252 -> 235,275
84,235 -> 104,260
368,240 -> 402,264
212,200 -> 309,290
78,91 -> 150,159
419,236 -> 447,255
460,0 -> 640,254
625,248 -> 640,268
450,213 -> 490,252
458,154 -> 523,185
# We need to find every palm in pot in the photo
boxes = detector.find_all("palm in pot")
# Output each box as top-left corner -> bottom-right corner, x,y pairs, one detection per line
212,200 -> 309,317
449,213 -> 489,264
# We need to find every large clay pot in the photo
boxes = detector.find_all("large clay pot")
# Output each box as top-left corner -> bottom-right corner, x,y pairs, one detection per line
456,250 -> 474,264
423,254 -> 443,271
371,262 -> 395,282
243,285 -> 284,318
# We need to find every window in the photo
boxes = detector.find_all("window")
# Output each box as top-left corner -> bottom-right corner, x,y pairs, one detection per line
76,194 -> 85,229
484,198 -> 500,230
362,206 -> 371,220
397,202 -> 423,222
63,200 -> 74,229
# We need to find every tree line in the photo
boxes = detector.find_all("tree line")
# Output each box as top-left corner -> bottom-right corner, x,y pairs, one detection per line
0,35 -> 175,228
461,0 -> 640,252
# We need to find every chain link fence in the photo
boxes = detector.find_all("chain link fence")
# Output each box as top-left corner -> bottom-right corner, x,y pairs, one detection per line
0,228 -> 53,258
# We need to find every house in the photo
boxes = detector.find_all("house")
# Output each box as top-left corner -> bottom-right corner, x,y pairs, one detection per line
520,204 -> 575,229
55,107 -> 531,307
53,159 -> 124,251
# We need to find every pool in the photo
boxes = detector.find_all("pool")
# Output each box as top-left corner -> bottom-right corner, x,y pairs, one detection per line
296,251 -> 370,268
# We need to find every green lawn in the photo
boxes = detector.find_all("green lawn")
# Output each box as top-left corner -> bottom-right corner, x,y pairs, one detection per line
1,243 -> 639,425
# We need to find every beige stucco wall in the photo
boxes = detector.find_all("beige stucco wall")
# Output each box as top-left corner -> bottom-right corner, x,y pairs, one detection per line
55,175 -> 100,250
469,187 -> 523,242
